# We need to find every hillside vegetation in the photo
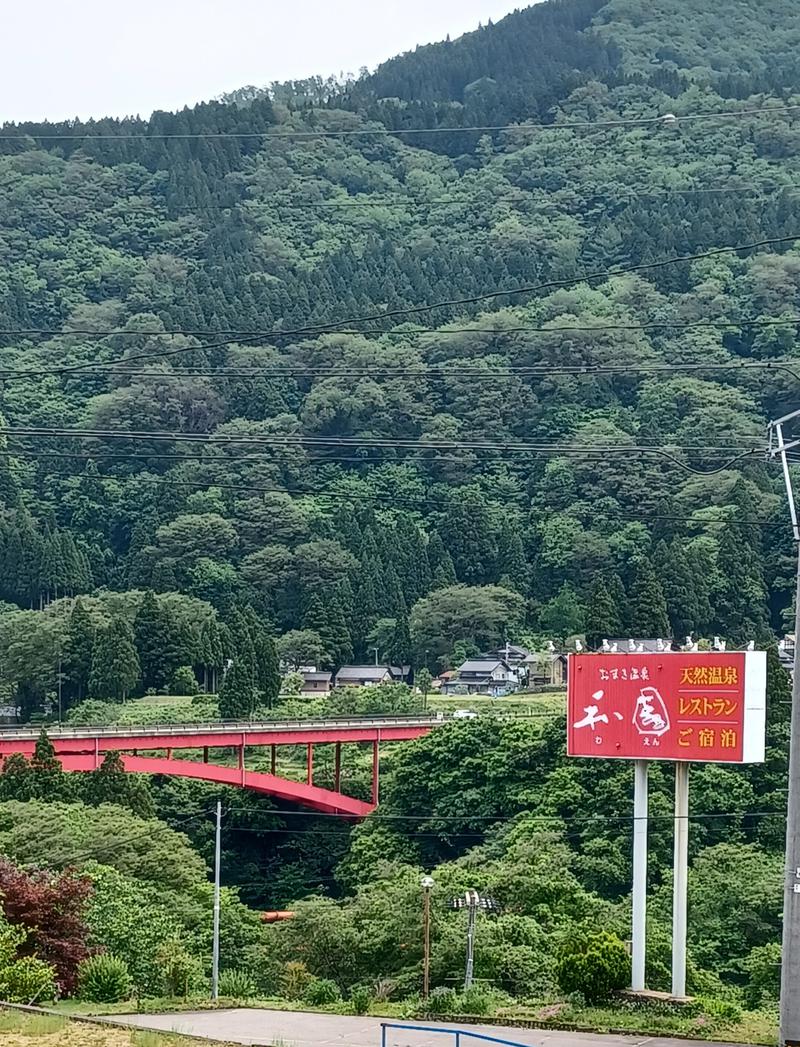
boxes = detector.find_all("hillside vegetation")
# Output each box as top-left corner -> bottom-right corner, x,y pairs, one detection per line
0,0 -> 796,1031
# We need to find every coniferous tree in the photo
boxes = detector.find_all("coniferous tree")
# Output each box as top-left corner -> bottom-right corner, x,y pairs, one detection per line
628,557 -> 670,638
496,518 -> 528,592
89,617 -> 140,701
133,590 -> 171,691
654,538 -> 707,640
715,523 -> 770,642
63,598 -> 95,704
82,750 -> 155,818
253,630 -> 281,708
219,660 -> 256,720
389,607 -> 413,669
585,574 -> 625,649
30,730 -> 70,801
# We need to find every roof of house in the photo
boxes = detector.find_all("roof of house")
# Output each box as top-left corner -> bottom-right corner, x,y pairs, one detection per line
336,666 -> 393,681
488,644 -> 530,659
302,672 -> 332,682
458,659 -> 511,674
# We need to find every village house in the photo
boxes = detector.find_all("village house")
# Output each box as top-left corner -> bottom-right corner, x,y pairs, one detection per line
440,658 -> 521,697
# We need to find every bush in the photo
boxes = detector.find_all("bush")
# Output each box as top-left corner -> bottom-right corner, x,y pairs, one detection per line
281,960 -> 312,1000
458,986 -> 494,1016
423,986 -> 458,1016
155,936 -> 205,998
218,968 -> 257,999
557,932 -> 629,1002
78,954 -> 133,1003
170,667 -> 199,696
0,955 -> 57,1004
304,977 -> 342,1006
349,985 -> 372,1015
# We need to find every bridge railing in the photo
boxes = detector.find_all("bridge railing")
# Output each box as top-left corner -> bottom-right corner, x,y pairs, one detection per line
380,1023 -> 530,1047
0,714 -> 447,741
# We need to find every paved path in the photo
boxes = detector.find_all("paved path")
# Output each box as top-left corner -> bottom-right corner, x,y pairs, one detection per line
111,1008 -> 745,1047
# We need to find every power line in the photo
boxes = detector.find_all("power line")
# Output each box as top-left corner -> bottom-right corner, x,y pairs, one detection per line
3,316 -> 800,341
3,360 -> 797,383
3,103 -> 798,141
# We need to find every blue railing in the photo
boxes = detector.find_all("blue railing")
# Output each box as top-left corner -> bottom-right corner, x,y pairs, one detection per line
380,1023 -> 530,1047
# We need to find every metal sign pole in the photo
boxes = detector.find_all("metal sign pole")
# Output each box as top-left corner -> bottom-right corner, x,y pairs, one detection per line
464,895 -> 477,991
631,760 -> 649,991
671,762 -> 690,998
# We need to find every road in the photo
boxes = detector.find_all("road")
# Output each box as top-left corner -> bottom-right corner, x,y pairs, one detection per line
111,1009 -> 745,1047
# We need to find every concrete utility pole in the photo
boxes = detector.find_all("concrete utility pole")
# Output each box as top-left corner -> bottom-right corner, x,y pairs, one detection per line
421,875 -> 434,999
631,760 -> 649,992
671,763 -> 690,998
211,800 -> 222,1001
768,410 -> 800,1046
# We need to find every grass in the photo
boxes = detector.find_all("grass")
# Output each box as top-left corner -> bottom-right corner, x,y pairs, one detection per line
428,691 -> 566,718
0,1006 -> 245,1046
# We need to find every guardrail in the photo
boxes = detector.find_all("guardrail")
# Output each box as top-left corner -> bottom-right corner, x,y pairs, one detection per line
380,1023 -> 530,1047
0,714 -> 447,741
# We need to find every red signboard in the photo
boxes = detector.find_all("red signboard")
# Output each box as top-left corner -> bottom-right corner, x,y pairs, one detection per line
567,652 -> 766,764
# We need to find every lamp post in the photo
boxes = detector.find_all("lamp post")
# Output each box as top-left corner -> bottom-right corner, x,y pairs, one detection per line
421,875 -> 434,999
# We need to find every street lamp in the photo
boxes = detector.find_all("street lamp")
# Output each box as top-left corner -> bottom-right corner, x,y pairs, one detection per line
450,890 -> 500,991
421,875 -> 434,999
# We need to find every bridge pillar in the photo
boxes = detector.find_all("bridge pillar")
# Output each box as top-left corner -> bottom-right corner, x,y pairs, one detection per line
166,748 -> 173,760
238,736 -> 246,786
372,741 -> 380,806
203,747 -> 209,763
307,743 -> 314,786
270,745 -> 276,776
334,743 -> 341,792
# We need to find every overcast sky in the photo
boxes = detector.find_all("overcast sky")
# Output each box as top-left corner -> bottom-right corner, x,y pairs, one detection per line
3,1 -> 525,123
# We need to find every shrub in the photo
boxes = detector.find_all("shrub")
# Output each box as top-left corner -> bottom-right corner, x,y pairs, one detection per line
459,986 -> 494,1016
170,667 -> 199,696
0,955 -> 57,1003
155,936 -> 205,998
349,985 -> 372,1015
78,954 -> 133,1003
372,978 -> 396,1002
218,968 -> 257,999
304,977 -> 342,1006
281,960 -> 312,1000
557,932 -> 629,1002
423,986 -> 458,1016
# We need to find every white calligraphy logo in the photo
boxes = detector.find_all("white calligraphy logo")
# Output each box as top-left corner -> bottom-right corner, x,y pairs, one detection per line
634,687 -> 671,737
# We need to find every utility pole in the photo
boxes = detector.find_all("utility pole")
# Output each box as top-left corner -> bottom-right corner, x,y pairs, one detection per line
449,890 -> 499,993
421,875 -> 434,999
211,801 -> 222,1001
768,410 -> 800,1046
464,895 -> 477,991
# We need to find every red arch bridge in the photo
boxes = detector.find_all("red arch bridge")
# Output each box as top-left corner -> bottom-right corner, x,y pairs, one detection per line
0,716 -> 445,817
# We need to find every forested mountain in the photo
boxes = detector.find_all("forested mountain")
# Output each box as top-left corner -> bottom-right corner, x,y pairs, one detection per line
2,0 -> 800,705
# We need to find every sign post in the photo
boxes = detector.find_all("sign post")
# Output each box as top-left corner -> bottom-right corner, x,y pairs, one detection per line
631,760 -> 649,992
672,762 -> 690,998
568,650 -> 766,995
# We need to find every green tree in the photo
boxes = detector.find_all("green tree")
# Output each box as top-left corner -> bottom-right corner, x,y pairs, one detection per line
89,618 -> 140,701
410,585 -> 524,668
628,557 -> 670,638
254,629 -> 281,708
585,574 -> 624,649
219,661 -> 256,720
539,583 -> 585,639
133,590 -> 174,691
63,598 -> 95,704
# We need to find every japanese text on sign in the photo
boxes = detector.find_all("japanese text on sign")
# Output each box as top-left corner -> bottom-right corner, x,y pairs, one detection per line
566,652 -> 766,764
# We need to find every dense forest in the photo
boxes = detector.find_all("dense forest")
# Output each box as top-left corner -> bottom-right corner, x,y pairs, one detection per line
0,0 -> 798,1028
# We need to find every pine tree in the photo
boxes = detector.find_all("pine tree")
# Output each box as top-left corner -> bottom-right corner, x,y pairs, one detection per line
30,730 -> 70,801
654,539 -> 708,640
63,598 -> 96,703
585,574 -> 625,649
715,523 -> 769,641
134,590 -> 171,691
389,607 -> 412,669
81,750 -> 155,818
253,630 -> 281,708
628,557 -> 670,637
89,617 -> 141,701
218,660 -> 256,720
496,518 -> 528,592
